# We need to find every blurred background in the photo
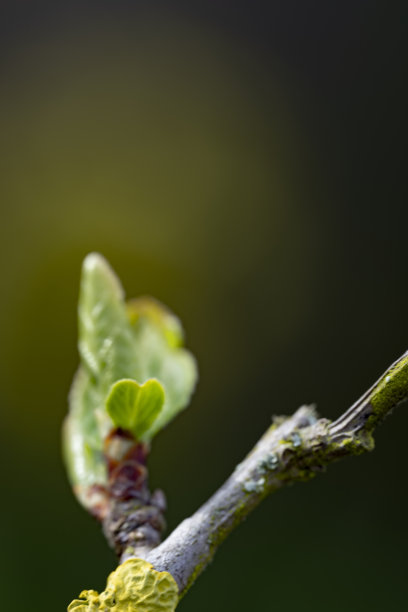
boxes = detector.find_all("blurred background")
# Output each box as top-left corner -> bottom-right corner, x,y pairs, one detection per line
1,1 -> 407,610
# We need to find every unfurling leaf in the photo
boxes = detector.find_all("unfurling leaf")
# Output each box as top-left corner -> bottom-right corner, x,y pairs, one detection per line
126,297 -> 198,439
106,378 -> 165,440
63,253 -> 198,511
78,253 -> 138,390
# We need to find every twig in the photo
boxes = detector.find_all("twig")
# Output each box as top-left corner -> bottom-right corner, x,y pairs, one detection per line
142,351 -> 408,596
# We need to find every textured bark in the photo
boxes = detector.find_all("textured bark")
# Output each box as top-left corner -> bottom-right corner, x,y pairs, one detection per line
142,351 -> 408,596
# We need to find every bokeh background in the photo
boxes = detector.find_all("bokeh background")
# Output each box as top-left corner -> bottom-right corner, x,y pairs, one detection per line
1,2 -> 407,610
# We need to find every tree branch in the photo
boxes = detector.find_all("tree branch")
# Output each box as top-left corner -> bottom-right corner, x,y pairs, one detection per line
142,351 -> 408,596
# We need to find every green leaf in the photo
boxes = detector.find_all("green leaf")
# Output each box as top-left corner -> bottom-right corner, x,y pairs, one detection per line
106,378 -> 165,440
126,298 -> 198,439
78,253 -> 138,390
63,254 -> 198,513
62,367 -> 107,505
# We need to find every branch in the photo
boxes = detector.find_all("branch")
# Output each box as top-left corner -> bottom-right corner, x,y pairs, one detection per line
143,351 -> 408,596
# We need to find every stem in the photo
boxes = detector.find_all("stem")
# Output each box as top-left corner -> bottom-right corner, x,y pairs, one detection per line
144,351 -> 408,596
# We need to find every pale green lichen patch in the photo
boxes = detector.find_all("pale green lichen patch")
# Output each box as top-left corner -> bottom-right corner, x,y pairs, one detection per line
370,354 -> 408,425
68,558 -> 179,612
258,452 -> 279,474
290,432 -> 302,448
243,477 -> 266,494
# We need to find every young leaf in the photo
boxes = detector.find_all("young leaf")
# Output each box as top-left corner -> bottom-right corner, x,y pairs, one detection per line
106,378 -> 165,440
63,254 -> 198,513
62,367 -> 107,508
126,297 -> 198,439
78,253 -> 138,390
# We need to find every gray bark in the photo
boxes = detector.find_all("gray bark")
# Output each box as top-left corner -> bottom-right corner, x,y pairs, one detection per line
141,351 -> 408,596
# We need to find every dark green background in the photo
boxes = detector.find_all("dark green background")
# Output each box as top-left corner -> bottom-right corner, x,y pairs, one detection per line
1,2 -> 407,610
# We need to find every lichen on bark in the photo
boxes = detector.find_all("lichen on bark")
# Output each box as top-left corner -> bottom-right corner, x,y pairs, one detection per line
68,558 -> 179,612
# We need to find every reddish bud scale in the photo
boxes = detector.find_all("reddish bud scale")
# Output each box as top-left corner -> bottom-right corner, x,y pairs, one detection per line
98,428 -> 167,557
